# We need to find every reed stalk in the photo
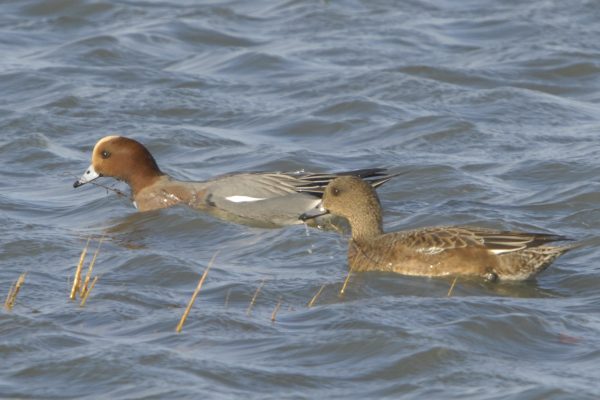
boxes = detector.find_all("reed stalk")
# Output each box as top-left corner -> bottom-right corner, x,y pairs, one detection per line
246,279 -> 266,316
175,252 -> 218,333
308,284 -> 326,308
80,276 -> 99,307
70,238 -> 90,300
271,296 -> 283,322
4,272 -> 26,311
81,238 -> 104,297
224,288 -> 231,309
339,270 -> 352,297
447,277 -> 458,297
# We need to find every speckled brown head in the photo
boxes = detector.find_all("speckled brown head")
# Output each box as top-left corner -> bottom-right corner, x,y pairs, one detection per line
322,176 -> 384,240
73,136 -> 163,195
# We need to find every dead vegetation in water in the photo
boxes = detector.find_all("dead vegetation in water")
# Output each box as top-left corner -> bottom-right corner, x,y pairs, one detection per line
4,272 -> 27,311
224,288 -> 231,309
5,230 -> 466,326
70,237 -> 103,307
447,277 -> 458,297
176,251 -> 219,333
246,279 -> 266,316
270,296 -> 283,322
339,270 -> 352,298
68,172 -> 130,200
307,284 -> 326,308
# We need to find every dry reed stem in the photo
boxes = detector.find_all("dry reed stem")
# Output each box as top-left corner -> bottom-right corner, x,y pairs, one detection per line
175,251 -> 219,333
68,173 -> 129,199
271,296 -> 283,322
4,283 -> 15,310
308,284 -> 326,308
224,288 -> 231,309
81,238 -> 104,297
70,238 -> 90,300
339,270 -> 352,297
4,272 -> 27,311
447,276 -> 458,297
80,276 -> 99,307
89,180 -> 129,199
246,279 -> 266,316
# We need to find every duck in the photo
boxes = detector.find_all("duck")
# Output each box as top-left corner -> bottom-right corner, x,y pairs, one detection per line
300,176 -> 573,280
73,136 -> 397,227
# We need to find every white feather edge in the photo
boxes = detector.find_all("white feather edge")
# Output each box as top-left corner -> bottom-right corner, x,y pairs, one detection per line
417,247 -> 519,255
225,195 -> 267,203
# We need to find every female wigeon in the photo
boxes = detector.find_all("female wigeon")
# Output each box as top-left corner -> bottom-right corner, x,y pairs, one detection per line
73,136 -> 397,227
301,176 -> 573,280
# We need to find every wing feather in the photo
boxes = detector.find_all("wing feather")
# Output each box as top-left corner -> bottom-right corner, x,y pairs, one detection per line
391,226 -> 570,255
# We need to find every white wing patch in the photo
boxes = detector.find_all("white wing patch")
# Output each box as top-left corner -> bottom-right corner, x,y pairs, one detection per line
416,247 -> 446,255
225,195 -> 267,203
489,248 -> 518,255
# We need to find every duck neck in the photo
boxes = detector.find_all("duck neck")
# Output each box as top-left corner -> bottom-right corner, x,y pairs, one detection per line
348,212 -> 383,243
128,167 -> 164,197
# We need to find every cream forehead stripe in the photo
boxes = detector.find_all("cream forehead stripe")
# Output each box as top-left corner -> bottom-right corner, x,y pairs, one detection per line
93,135 -> 121,153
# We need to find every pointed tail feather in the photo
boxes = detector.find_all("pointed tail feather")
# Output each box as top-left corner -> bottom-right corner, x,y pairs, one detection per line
296,168 -> 402,196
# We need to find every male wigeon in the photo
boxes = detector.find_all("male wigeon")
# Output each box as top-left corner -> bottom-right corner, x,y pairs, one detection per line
73,136 -> 397,227
301,176 -> 573,280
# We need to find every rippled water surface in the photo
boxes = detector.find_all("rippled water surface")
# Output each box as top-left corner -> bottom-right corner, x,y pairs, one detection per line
2,0 -> 600,398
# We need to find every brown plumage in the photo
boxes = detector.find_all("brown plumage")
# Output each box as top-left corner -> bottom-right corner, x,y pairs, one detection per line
319,176 -> 573,281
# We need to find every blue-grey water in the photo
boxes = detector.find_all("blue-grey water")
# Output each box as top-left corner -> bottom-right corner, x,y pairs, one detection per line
2,0 -> 600,398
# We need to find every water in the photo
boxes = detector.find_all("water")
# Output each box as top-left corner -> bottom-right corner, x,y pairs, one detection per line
1,0 -> 600,398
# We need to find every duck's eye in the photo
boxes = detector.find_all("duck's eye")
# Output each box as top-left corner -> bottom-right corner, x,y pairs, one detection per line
101,150 -> 111,159
332,187 -> 341,196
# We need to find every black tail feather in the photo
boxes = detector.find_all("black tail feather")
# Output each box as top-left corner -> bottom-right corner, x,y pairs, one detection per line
295,168 -> 401,197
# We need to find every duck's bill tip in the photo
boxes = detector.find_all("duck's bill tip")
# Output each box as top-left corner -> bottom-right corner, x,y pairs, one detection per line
299,208 -> 329,222
73,164 -> 100,188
